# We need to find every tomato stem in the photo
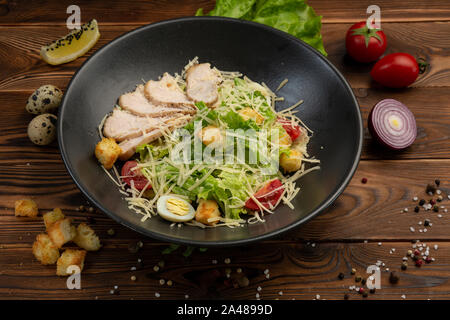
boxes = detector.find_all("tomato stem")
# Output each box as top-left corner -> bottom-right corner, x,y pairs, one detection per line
416,57 -> 428,74
351,25 -> 383,48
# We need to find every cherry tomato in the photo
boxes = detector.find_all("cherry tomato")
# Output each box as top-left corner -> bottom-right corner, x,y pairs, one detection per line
370,53 -> 419,88
121,160 -> 150,190
277,117 -> 301,142
245,179 -> 284,211
345,21 -> 387,63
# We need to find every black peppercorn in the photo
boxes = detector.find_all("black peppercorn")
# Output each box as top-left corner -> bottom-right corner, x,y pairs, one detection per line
389,271 -> 399,284
433,206 -> 439,212
370,288 -> 376,294
401,262 -> 408,270
362,292 -> 368,298
344,293 -> 349,300
414,206 -> 420,213
355,276 -> 362,282
424,219 -> 430,227
426,184 -> 436,194
128,242 -> 140,253
419,199 -> 425,206
435,179 -> 440,186
338,272 -> 345,280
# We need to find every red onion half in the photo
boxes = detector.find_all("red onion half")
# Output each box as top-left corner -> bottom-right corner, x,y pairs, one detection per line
368,99 -> 417,150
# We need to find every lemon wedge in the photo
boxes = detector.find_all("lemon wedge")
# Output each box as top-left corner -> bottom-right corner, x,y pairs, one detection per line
40,19 -> 100,65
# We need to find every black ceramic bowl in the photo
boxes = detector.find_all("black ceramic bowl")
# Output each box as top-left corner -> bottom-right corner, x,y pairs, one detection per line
58,17 -> 362,246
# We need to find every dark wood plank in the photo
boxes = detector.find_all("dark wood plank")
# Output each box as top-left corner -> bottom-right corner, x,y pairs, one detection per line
1,22 -> 449,91
1,0 -> 449,25
1,157 -> 450,242
1,241 -> 450,299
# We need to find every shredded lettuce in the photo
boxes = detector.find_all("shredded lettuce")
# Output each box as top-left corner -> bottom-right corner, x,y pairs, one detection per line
196,0 -> 326,56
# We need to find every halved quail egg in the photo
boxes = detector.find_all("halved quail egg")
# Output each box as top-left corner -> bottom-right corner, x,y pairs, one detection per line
156,195 -> 195,223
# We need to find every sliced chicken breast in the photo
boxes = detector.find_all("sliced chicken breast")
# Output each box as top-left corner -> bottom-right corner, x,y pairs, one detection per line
119,85 -> 196,117
118,115 -> 192,160
185,63 -> 221,106
144,73 -> 194,108
103,108 -> 183,142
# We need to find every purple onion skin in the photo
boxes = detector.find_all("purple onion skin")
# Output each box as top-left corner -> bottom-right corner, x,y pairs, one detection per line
368,99 -> 417,150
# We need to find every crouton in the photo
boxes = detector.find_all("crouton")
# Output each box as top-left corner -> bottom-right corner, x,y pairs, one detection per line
14,199 -> 38,217
32,233 -> 60,265
94,137 -> 121,169
195,199 -> 221,226
73,223 -> 101,251
43,208 -> 65,229
197,125 -> 223,146
47,218 -> 76,248
56,249 -> 86,276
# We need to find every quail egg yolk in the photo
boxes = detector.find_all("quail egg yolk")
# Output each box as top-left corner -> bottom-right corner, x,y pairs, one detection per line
166,197 -> 190,216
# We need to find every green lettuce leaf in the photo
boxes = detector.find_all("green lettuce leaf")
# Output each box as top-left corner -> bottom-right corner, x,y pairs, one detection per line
196,0 -> 256,19
196,0 -> 326,56
220,110 -> 260,130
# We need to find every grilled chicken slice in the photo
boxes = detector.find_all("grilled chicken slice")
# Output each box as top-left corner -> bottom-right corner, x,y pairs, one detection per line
119,85 -> 196,117
103,108 -> 183,142
185,63 -> 221,107
144,73 -> 195,108
118,115 -> 192,160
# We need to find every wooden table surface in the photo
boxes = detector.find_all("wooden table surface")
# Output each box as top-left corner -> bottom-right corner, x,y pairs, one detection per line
1,0 -> 450,300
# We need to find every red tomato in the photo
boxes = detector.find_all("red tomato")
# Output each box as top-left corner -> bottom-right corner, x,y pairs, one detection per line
121,160 -> 150,190
345,21 -> 387,63
370,53 -> 419,88
277,118 -> 301,142
245,179 -> 285,211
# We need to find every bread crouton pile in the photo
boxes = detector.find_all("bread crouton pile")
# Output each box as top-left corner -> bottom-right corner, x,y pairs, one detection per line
15,199 -> 101,276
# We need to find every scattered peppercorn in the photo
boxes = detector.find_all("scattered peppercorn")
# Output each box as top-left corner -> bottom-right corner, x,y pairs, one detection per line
414,206 -> 420,213
344,293 -> 349,300
78,205 -> 85,212
370,288 -> 376,294
433,206 -> 439,212
419,199 -> 425,206
437,195 -> 443,202
88,206 -> 95,213
435,179 -> 440,186
361,178 -> 368,184
401,262 -> 408,270
128,242 -> 140,253
389,272 -> 399,284
361,278 -> 367,285
338,272 -> 345,280
362,292 -> 368,298
424,219 -> 430,227
425,257 -> 432,264
355,276 -> 362,283
430,199 -> 436,205
414,249 -> 420,256
415,259 -> 423,267
107,228 -> 115,236
351,268 -> 356,275
358,287 -> 364,294
426,184 -> 436,194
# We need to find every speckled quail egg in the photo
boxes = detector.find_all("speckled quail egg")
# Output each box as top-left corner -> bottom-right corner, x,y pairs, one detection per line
26,85 -> 63,115
27,113 -> 57,145
156,195 -> 195,223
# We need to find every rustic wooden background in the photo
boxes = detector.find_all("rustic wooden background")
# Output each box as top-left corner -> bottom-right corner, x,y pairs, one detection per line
1,0 -> 450,300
